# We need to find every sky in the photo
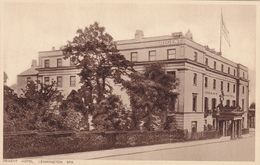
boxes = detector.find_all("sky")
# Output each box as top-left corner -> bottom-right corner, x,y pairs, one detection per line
1,1 -> 257,103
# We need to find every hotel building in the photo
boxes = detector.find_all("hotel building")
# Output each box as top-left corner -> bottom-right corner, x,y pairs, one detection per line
15,30 -> 249,138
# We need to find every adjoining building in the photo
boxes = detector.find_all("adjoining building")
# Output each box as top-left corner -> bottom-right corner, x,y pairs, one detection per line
14,30 -> 250,138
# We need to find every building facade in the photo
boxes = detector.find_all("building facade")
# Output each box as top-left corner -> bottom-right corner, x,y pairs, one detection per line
16,30 -> 249,137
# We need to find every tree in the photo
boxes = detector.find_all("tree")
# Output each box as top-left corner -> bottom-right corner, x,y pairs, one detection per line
250,102 -> 255,109
62,22 -> 133,129
19,81 -> 64,130
123,62 -> 179,131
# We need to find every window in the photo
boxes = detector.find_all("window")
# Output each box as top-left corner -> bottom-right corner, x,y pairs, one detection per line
205,77 -> 208,87
221,81 -> 223,91
70,76 -> 76,87
191,121 -> 197,133
167,49 -> 176,59
149,51 -> 156,61
213,79 -> 216,89
221,64 -> 224,72
131,52 -> 138,62
168,71 -> 176,79
44,77 -> 49,84
44,59 -> 50,68
194,52 -> 197,61
192,93 -> 197,112
234,69 -> 236,76
57,76 -> 62,87
193,73 -> 197,85
242,99 -> 245,110
227,83 -> 230,92
57,58 -> 62,67
27,77 -> 32,85
214,61 -> 216,69
242,86 -> 245,94
212,98 -> 216,109
70,57 -> 76,66
205,58 -> 208,66
243,72 -> 245,78
228,67 -> 230,74
232,100 -> 236,107
204,97 -> 208,112
233,84 -> 236,93
226,100 -> 230,107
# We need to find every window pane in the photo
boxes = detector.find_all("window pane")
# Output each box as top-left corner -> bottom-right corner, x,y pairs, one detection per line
57,58 -> 62,67
57,76 -> 62,87
44,60 -> 50,68
70,76 -> 76,87
149,51 -> 156,61
131,52 -> 138,62
167,49 -> 176,59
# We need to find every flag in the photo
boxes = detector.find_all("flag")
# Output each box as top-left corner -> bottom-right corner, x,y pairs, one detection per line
221,12 -> 230,46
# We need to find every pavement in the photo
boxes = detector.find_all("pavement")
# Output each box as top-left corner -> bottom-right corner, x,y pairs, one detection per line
26,128 -> 255,160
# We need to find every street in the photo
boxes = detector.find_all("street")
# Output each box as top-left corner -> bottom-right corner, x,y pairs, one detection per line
96,133 -> 255,161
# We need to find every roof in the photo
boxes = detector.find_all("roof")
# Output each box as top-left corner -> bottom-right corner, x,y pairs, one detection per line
18,67 -> 38,76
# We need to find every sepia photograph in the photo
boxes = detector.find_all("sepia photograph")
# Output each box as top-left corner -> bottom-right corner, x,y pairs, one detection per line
1,0 -> 259,164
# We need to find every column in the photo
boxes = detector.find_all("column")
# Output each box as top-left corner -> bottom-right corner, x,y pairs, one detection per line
231,120 -> 235,139
223,121 -> 225,136
234,120 -> 237,139
238,120 -> 242,138
225,121 -> 228,136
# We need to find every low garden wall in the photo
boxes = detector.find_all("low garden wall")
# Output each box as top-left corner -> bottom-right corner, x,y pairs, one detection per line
4,129 -> 220,159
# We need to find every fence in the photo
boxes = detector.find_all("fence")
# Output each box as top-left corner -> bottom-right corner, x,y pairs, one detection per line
4,129 -> 220,159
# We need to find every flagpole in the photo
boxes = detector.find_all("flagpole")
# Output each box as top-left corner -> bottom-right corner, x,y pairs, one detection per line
219,9 -> 222,54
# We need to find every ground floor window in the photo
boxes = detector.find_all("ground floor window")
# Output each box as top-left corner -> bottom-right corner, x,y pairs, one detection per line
191,121 -> 197,133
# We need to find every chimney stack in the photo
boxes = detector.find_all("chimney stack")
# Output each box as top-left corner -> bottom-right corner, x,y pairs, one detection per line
135,30 -> 144,40
31,60 -> 37,67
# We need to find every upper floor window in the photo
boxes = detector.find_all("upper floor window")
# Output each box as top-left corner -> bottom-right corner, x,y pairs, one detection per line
227,83 -> 230,92
167,49 -> 176,59
205,58 -> 208,66
194,52 -> 197,61
149,51 -> 156,61
226,100 -> 230,107
57,58 -> 62,67
221,81 -> 223,90
131,52 -> 138,62
234,69 -> 236,76
193,73 -> 197,85
70,57 -> 76,66
212,98 -> 216,109
44,59 -> 50,68
70,76 -> 76,87
228,67 -> 230,74
214,61 -> 216,69
233,84 -> 236,93
213,79 -> 216,90
232,100 -> 236,107
27,77 -> 32,85
57,76 -> 62,87
243,72 -> 245,78
205,77 -> 208,87
44,77 -> 49,84
243,86 -> 245,94
221,64 -> 224,72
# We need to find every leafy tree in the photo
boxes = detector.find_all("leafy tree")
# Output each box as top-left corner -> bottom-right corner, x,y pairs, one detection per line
3,85 -> 26,131
250,102 -> 255,109
92,94 -> 132,131
123,62 -> 179,131
19,81 -> 64,130
62,22 -> 133,128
